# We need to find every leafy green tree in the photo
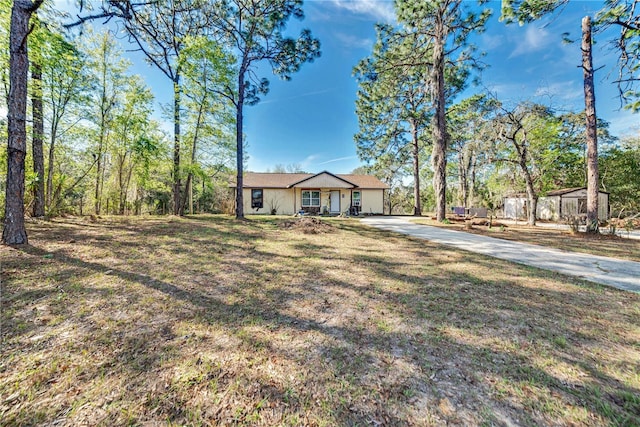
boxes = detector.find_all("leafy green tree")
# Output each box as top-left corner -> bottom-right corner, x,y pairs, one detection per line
180,35 -> 235,214
212,0 -> 320,219
499,0 -> 565,24
41,30 -> 90,213
132,132 -> 170,215
488,102 -> 561,225
354,24 -> 431,216
501,0 -> 638,231
66,1 -> 233,216
556,112 -> 616,189
601,134 -> 640,214
108,75 -> 155,214
396,0 -> 491,221
83,29 -> 131,215
112,0 -> 216,215
447,94 -> 497,208
45,126 -> 98,215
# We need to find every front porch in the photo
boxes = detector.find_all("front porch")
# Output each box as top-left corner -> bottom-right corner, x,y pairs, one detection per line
295,188 -> 361,216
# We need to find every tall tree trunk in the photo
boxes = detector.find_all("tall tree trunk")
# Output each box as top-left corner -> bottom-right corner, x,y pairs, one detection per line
189,178 -> 193,215
457,150 -> 468,207
431,15 -> 448,222
173,76 -> 182,216
182,173 -> 193,215
180,98 -> 204,214
411,120 -> 421,216
46,120 -> 57,211
118,152 -> 127,215
135,187 -> 142,215
520,151 -> 538,225
582,16 -> 599,233
3,0 -> 42,244
524,176 -> 537,226
99,153 -> 107,213
94,46 -> 109,215
94,130 -> 106,215
235,70 -> 245,220
469,154 -> 477,206
123,160 -> 134,215
31,61 -> 45,217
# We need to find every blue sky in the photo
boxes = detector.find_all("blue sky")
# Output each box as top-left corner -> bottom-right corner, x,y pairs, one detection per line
240,0 -> 638,173
66,0 -> 639,174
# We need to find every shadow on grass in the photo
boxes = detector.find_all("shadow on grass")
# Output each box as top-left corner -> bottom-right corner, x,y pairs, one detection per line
2,215 -> 639,425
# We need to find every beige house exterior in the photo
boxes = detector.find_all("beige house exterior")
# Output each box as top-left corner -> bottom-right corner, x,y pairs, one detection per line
234,171 -> 388,215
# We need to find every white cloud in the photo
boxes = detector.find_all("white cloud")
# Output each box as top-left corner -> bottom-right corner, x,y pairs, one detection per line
259,89 -> 333,105
509,25 -> 553,58
608,109 -> 640,138
483,76 -> 583,106
318,155 -> 357,165
533,80 -> 581,103
479,33 -> 503,51
52,0 -> 82,16
329,0 -> 395,23
483,82 -> 529,100
300,154 -> 322,170
334,32 -> 374,50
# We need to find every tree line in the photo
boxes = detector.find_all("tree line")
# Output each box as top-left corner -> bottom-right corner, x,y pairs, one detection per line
2,0 -> 639,245
354,0 -> 639,227
1,0 -> 320,244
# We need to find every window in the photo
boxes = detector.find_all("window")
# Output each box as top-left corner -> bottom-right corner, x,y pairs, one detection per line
302,190 -> 320,207
352,191 -> 361,207
578,198 -> 587,214
251,189 -> 263,209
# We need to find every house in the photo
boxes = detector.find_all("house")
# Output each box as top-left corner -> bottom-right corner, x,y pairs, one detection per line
503,187 -> 610,221
232,171 -> 389,215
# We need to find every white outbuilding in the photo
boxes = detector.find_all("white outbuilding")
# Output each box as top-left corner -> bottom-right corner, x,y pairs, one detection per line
503,187 -> 610,221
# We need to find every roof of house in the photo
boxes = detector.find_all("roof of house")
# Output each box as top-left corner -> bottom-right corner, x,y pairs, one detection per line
505,187 -> 610,198
545,187 -> 586,196
238,171 -> 389,189
545,187 -> 609,196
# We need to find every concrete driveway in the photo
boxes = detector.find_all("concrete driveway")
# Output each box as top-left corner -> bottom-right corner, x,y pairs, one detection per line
361,216 -> 640,293
502,219 -> 640,240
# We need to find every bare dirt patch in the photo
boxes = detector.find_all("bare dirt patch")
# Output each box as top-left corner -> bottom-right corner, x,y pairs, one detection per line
610,217 -> 640,229
2,215 -> 639,426
278,217 -> 335,234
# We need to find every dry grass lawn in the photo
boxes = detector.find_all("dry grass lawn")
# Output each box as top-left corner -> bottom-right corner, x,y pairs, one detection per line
1,215 -> 639,426
413,217 -> 640,263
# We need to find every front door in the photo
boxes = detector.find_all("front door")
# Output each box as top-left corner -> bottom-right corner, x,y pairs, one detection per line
330,191 -> 340,213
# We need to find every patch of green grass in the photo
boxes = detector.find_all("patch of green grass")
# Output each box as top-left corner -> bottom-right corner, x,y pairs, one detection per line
552,335 -> 568,349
